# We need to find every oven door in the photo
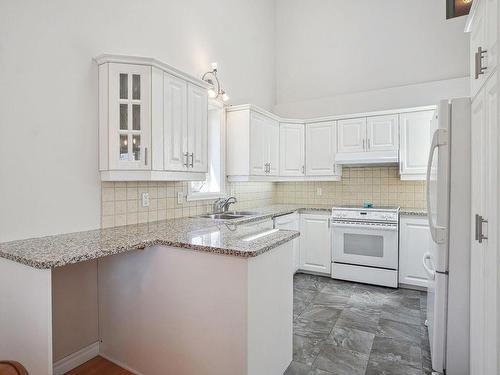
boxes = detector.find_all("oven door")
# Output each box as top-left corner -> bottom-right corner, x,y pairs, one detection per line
332,221 -> 399,269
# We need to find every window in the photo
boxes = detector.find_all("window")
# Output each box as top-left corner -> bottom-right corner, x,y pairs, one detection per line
187,101 -> 226,201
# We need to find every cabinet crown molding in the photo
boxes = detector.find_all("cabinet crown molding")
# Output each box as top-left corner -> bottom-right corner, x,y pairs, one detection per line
94,54 -> 211,89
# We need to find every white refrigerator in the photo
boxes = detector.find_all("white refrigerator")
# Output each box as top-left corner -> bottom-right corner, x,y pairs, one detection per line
424,98 -> 471,374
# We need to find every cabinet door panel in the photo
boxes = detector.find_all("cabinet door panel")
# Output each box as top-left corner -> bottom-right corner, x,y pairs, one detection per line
470,1 -> 486,98
249,112 -> 266,175
187,84 -> 208,172
109,63 -> 151,170
399,216 -> 431,287
366,114 -> 398,152
164,73 -> 188,171
299,214 -> 331,274
275,213 -> 300,272
399,111 -> 434,178
337,118 -> 366,153
266,119 -> 280,176
280,123 -> 304,176
305,121 -> 336,176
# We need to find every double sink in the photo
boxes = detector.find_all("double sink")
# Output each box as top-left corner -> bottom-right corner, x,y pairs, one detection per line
197,211 -> 259,220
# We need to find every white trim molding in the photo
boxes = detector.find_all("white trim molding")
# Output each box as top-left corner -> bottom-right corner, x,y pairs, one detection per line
53,341 -> 100,375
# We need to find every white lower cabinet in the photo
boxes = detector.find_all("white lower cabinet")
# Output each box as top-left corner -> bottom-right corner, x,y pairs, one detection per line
299,213 -> 331,275
274,213 -> 300,272
399,215 -> 431,287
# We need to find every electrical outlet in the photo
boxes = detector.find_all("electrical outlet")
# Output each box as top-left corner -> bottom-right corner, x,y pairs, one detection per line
141,192 -> 150,207
316,187 -> 322,196
177,191 -> 184,204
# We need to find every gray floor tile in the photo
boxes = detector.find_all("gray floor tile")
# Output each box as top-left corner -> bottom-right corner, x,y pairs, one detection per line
300,304 -> 342,324
314,344 -> 369,375
369,336 -> 422,368
376,318 -> 422,344
365,359 -> 423,375
290,274 -> 431,375
312,292 -> 350,309
294,318 -> 333,340
325,326 -> 375,355
380,303 -> 421,325
293,335 -> 324,366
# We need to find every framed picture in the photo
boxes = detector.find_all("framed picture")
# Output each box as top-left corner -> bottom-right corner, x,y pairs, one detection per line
447,0 -> 473,19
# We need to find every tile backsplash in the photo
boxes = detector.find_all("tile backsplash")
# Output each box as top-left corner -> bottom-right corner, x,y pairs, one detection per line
274,166 -> 426,208
101,181 -> 275,228
101,167 -> 425,228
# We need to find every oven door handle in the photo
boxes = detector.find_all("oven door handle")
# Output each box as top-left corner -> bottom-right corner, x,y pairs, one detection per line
331,222 -> 398,231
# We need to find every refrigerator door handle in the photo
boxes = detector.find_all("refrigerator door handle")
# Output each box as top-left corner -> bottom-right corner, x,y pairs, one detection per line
426,128 -> 448,244
422,252 -> 436,280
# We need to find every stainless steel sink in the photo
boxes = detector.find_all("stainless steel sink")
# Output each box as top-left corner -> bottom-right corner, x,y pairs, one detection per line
197,213 -> 245,220
226,211 -> 260,216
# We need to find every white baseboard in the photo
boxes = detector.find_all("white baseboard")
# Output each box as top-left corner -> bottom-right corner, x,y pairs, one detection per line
53,341 -> 99,375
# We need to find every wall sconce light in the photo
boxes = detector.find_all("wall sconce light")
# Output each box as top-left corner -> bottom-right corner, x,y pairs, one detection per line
202,62 -> 229,102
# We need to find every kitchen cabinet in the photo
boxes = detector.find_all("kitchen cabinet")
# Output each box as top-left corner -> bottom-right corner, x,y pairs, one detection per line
336,114 -> 399,164
305,121 -> 341,178
97,55 -> 209,181
274,213 -> 300,272
299,213 -> 331,275
469,0 -> 497,98
280,123 -> 305,177
226,106 -> 280,180
399,215 -> 431,288
399,110 -> 434,180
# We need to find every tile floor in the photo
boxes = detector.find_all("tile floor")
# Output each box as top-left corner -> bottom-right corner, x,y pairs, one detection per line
285,273 -> 432,375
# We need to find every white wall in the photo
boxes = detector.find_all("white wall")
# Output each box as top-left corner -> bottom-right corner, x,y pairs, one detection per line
0,0 -> 276,242
274,0 -> 470,117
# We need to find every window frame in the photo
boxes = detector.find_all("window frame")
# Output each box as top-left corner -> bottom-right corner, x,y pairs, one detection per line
186,99 -> 227,201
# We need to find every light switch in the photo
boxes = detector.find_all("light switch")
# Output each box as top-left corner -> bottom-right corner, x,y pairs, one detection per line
141,192 -> 150,207
316,188 -> 322,196
177,191 -> 184,204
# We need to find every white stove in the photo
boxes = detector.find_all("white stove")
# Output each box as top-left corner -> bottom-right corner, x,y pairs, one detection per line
331,206 -> 400,288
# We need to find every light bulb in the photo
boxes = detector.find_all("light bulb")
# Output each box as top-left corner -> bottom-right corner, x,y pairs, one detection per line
221,92 -> 229,102
211,62 -> 218,71
207,88 -> 217,98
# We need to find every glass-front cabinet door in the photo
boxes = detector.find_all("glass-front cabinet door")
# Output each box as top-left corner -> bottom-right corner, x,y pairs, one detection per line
108,63 -> 151,170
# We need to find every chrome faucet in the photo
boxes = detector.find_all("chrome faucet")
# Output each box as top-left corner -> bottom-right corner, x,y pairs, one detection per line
213,196 -> 238,213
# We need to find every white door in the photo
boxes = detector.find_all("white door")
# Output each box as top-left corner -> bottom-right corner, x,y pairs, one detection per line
299,214 -> 331,274
274,213 -> 300,272
399,110 -> 434,178
470,73 -> 498,375
109,63 -> 151,170
366,114 -> 398,152
164,72 -> 188,171
337,117 -> 366,153
187,83 -> 208,172
266,119 -> 280,176
279,123 -> 305,176
399,216 -> 431,287
249,112 -> 266,175
305,121 -> 337,176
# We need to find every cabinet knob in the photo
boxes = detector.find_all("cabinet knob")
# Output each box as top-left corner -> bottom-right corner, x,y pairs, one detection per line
184,152 -> 189,167
475,46 -> 487,79
189,152 -> 194,168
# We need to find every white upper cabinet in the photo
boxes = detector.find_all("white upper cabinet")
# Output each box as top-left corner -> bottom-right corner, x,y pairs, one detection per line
468,0 -> 497,98
280,123 -> 305,176
226,107 -> 279,180
105,63 -> 151,172
187,83 -> 208,172
399,110 -> 434,180
164,72 -> 188,171
305,121 -> 341,178
97,55 -> 209,181
337,118 -> 366,154
336,115 -> 399,165
366,115 -> 399,152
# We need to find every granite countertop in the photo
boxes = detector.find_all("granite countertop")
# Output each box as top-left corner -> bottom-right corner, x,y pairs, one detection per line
0,204 -> 425,270
399,208 -> 427,216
